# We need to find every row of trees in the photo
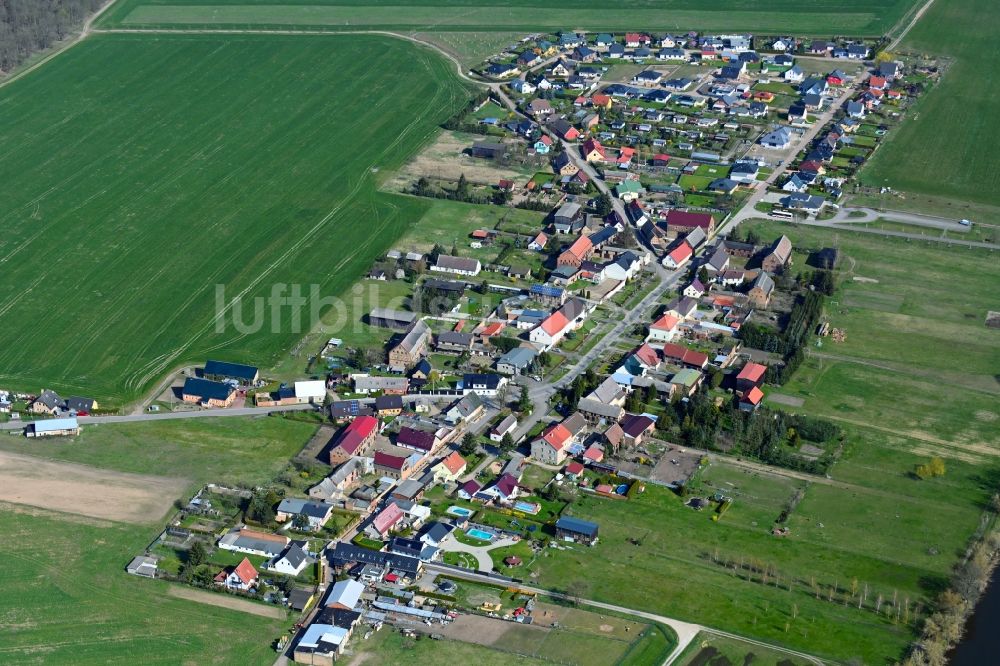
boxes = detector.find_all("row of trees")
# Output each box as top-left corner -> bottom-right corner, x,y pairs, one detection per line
904,508 -> 1000,666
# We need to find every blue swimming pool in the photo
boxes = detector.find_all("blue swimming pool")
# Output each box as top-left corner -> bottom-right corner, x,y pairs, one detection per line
513,501 -> 541,515
447,506 -> 473,518
466,528 -> 495,541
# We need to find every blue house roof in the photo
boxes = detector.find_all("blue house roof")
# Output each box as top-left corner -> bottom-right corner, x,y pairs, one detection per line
555,516 -> 599,537
204,359 -> 258,381
182,377 -> 234,401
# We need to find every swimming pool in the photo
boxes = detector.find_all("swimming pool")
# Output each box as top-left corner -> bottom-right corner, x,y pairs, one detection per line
447,506 -> 473,518
513,501 -> 541,515
466,528 -> 495,542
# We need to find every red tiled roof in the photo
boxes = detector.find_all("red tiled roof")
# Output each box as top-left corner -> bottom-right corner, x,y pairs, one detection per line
374,451 -> 408,470
633,343 -> 659,367
532,232 -> 548,246
653,153 -> 670,162
441,451 -> 467,475
582,137 -> 606,158
651,313 -> 680,331
737,362 -> 767,383
471,229 -> 490,239
480,322 -> 504,337
745,386 -> 765,405
233,557 -> 258,584
592,94 -> 611,106
584,445 -> 604,462
567,235 -> 593,259
565,461 -> 585,475
539,135 -> 553,145
540,311 -> 570,336
596,483 -> 614,493
667,242 -> 693,264
334,415 -> 378,454
868,75 -> 887,89
542,423 -> 572,450
373,502 -> 404,534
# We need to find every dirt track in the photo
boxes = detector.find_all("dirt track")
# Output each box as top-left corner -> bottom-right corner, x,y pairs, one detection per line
168,586 -> 287,618
0,450 -> 186,523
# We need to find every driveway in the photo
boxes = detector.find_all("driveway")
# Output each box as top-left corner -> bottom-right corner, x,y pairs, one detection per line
438,532 -> 519,571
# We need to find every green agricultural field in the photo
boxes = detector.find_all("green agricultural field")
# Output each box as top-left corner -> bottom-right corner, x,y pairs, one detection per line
861,0 -> 1000,209
0,509 -> 287,665
97,0 -> 922,36
0,33 -> 469,404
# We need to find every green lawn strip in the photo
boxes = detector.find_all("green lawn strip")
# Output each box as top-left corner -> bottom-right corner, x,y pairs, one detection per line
343,627 -> 551,665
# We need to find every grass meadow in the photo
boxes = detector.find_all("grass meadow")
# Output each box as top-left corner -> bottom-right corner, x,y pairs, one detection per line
0,510 -> 288,665
0,33 -> 470,404
97,0 -> 921,35
861,0 -> 1000,209
513,220 -> 999,663
0,414 -> 318,496
0,415 -> 320,664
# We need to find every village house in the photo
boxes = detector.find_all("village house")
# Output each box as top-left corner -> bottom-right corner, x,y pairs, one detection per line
760,235 -> 793,273
309,458 -> 365,501
214,557 -> 258,591
647,313 -> 680,344
665,209 -> 716,236
388,320 -> 431,369
490,414 -> 518,441
352,375 -> 408,395
432,254 -> 481,277
663,240 -> 693,269
328,415 -> 379,465
181,377 -> 236,408
557,235 -> 593,268
531,422 -> 572,465
431,451 -> 467,483
748,272 -> 775,308
496,346 -> 537,375
374,394 -> 403,418
275,498 -> 335,531
395,426 -> 438,453
736,361 -> 768,395
374,452 -> 419,481
444,392 -> 484,425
